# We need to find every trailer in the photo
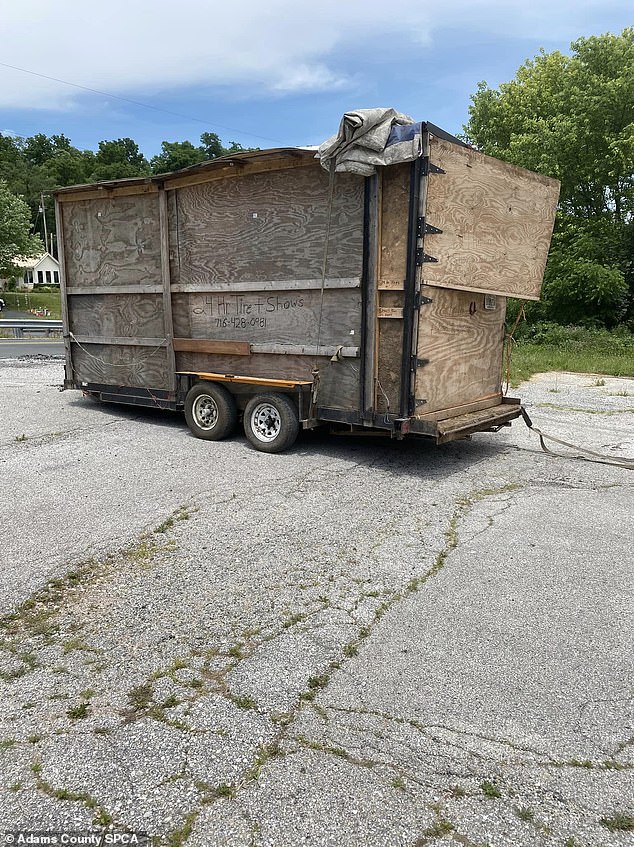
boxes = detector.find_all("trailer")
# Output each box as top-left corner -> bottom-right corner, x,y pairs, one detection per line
54,116 -> 559,453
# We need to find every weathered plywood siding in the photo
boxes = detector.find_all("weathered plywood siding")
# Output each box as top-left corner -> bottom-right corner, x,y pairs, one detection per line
414,286 -> 506,415
169,164 -> 366,409
376,163 -> 410,413
68,293 -> 165,339
72,343 -> 169,388
63,195 -> 161,288
172,167 -> 364,284
423,136 -> 559,300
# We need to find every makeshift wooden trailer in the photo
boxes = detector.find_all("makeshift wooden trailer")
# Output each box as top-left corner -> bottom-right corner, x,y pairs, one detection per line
55,122 -> 559,452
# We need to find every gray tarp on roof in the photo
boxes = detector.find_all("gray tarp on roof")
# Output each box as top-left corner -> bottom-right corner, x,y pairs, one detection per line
317,108 -> 423,175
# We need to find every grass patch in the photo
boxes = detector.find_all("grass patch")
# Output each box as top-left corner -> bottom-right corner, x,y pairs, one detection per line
509,324 -> 634,385
1,290 -> 62,319
67,702 -> 90,719
515,806 -> 535,822
600,813 -> 634,832
127,683 -> 153,711
480,780 -> 502,798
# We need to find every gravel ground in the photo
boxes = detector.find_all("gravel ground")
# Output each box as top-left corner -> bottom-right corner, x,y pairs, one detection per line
0,359 -> 632,846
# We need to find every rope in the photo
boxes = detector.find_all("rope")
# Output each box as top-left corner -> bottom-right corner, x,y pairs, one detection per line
70,333 -> 168,368
520,407 -> 634,470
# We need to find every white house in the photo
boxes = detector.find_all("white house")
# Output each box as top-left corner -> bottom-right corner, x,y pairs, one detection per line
1,253 -> 61,290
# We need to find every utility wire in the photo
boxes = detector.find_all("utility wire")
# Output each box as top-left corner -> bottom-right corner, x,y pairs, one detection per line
0,61 -> 282,145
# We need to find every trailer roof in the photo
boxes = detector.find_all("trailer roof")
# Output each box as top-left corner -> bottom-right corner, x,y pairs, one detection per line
53,147 -> 319,197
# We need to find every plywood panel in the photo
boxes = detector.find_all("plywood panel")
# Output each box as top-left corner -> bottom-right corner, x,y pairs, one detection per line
379,163 -> 410,286
423,136 -> 559,300
176,351 -> 323,382
68,293 -> 165,339
376,164 -> 411,413
72,343 -> 170,389
171,288 -> 361,348
172,166 -> 364,285
414,286 -> 506,414
63,195 -> 161,288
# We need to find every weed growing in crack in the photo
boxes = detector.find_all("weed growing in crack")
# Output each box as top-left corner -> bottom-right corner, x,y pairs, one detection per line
391,776 -> 406,790
422,818 -> 455,838
480,780 -> 502,798
283,612 -> 306,629
227,643 -> 244,659
67,702 -> 90,719
515,806 -> 535,822
600,813 -> 634,832
343,643 -> 358,658
28,734 -> 43,744
450,785 -> 467,798
9,781 -> 21,792
232,694 -> 257,710
127,683 -> 153,711
0,738 -> 17,750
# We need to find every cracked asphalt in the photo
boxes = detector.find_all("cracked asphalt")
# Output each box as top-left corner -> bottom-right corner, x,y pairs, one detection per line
0,359 -> 632,847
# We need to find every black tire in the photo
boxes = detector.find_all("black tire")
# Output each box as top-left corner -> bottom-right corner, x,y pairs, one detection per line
184,382 -> 237,441
243,393 -> 299,453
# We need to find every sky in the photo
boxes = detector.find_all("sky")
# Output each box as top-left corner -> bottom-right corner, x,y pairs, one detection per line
0,0 -> 631,158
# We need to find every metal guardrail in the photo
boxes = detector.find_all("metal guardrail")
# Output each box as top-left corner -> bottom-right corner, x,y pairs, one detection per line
0,319 -> 63,339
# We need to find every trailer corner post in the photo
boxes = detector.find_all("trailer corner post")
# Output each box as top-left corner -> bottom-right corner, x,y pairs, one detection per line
158,185 -> 177,393
54,197 -> 74,387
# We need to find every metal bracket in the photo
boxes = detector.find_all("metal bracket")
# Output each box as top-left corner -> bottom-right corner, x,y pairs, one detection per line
412,356 -> 430,369
416,248 -> 438,266
414,398 -> 427,407
422,158 -> 446,176
416,217 -> 443,237
414,292 -> 433,308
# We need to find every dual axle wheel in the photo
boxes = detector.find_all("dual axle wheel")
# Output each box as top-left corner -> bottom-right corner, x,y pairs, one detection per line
184,382 -> 299,453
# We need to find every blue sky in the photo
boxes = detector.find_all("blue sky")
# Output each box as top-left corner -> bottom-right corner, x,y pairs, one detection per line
0,0 -> 631,158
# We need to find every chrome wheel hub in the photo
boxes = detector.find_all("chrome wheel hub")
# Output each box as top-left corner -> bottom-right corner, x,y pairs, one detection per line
193,395 -> 219,430
251,403 -> 281,442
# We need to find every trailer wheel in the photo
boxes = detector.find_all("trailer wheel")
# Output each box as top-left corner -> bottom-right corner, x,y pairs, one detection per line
243,393 -> 299,453
184,382 -> 237,441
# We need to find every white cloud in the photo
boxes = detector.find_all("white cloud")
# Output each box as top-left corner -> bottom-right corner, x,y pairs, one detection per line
0,0 -> 628,110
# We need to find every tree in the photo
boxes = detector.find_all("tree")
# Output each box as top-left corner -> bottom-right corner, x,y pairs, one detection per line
90,138 -> 150,181
464,28 -> 634,325
0,181 -> 43,276
150,140 -> 206,174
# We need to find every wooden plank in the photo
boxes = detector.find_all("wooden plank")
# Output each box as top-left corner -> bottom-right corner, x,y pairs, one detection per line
67,284 -> 163,296
414,394 -> 501,422
62,194 -> 162,289
414,285 -> 507,414
176,351 -> 326,383
55,198 -> 74,382
173,338 -> 250,356
250,344 -> 359,357
423,135 -> 559,300
71,335 -> 166,347
67,293 -> 165,339
316,358 -> 361,411
173,165 -> 364,284
164,154 -> 316,191
377,307 -> 403,319
171,288 -> 362,348
159,188 -> 177,391
58,183 -> 158,204
363,173 -> 380,418
177,371 -> 311,388
170,277 -> 361,294
379,163 -> 410,283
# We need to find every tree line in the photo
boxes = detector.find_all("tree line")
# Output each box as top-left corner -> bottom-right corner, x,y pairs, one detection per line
0,131 -> 257,248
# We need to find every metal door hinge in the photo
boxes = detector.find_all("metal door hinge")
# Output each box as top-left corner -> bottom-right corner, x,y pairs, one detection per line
414,292 -> 433,308
412,356 -> 430,369
417,217 -> 443,237
422,158 -> 446,176
416,248 -> 438,266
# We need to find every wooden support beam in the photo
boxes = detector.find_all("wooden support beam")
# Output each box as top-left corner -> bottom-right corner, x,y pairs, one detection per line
158,187 -> 177,391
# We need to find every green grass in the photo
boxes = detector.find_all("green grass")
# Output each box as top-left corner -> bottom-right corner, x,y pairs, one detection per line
1,290 -> 62,319
509,324 -> 634,385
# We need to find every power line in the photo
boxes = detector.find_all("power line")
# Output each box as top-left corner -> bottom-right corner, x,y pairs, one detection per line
0,61 -> 282,145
